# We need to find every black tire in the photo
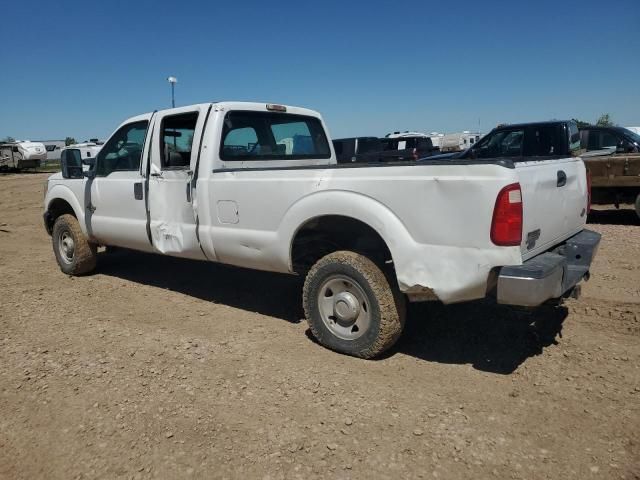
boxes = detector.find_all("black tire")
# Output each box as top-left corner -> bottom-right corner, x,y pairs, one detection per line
52,214 -> 97,275
303,251 -> 406,359
635,193 -> 640,221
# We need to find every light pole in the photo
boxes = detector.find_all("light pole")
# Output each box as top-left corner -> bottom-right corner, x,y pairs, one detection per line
167,76 -> 177,108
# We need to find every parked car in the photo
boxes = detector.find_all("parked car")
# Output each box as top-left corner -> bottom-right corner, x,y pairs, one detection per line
0,140 -> 46,170
579,126 -> 640,154
432,120 -> 581,160
44,103 -> 599,358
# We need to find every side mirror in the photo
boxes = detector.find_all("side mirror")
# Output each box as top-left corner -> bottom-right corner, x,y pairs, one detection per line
616,142 -> 626,154
60,155 -> 84,179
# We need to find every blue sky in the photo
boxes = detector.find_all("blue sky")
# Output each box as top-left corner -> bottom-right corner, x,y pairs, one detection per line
1,0 -> 639,141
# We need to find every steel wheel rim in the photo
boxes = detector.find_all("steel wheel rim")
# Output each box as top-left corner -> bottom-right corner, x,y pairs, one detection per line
58,230 -> 75,264
317,274 -> 371,340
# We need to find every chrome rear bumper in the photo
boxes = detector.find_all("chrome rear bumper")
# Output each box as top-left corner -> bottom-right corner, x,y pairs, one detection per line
497,229 -> 601,307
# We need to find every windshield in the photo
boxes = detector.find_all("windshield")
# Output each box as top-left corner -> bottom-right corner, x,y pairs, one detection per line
622,128 -> 640,144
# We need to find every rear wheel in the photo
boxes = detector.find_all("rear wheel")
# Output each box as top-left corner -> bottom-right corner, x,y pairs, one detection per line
52,214 -> 97,275
635,193 -> 640,220
303,251 -> 405,359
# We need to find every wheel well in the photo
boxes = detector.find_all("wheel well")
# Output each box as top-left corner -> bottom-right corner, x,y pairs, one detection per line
45,198 -> 76,234
291,215 -> 393,274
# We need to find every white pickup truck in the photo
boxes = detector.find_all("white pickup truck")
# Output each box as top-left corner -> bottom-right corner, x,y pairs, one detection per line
43,103 -> 601,358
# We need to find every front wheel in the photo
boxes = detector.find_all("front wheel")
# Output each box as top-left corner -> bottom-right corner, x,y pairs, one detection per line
303,251 -> 406,359
635,193 -> 640,220
52,214 -> 97,275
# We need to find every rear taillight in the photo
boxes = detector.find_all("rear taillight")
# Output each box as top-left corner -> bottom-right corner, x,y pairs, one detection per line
586,170 -> 592,213
491,183 -> 523,246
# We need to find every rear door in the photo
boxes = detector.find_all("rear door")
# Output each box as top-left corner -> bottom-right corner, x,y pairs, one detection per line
515,123 -> 588,259
147,105 -> 209,259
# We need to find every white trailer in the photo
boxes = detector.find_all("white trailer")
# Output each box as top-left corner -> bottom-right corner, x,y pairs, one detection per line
0,141 -> 47,170
428,132 -> 445,149
439,131 -> 482,152
61,143 -> 103,171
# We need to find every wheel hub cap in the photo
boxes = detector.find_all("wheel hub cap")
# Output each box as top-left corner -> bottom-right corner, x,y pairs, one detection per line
334,292 -> 360,323
59,231 -> 75,263
316,275 -> 371,341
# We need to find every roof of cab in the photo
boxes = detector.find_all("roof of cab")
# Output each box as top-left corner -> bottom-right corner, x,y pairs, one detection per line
122,102 -> 323,126
494,120 -> 573,130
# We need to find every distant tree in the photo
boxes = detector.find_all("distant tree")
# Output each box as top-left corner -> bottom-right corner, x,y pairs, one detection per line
65,137 -> 77,146
2,136 -> 15,143
572,118 -> 591,128
595,114 -> 614,127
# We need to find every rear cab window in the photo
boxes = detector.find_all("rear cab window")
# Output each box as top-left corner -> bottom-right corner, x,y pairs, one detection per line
220,111 -> 331,161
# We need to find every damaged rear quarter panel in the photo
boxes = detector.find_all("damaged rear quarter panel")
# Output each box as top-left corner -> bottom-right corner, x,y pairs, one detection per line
204,163 -> 521,304
279,164 -> 522,303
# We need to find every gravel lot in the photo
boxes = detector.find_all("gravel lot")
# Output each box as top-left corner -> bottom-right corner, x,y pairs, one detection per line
1,173 -> 639,479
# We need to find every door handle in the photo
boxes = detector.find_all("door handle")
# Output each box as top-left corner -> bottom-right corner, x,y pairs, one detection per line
557,170 -> 567,187
134,182 -> 143,200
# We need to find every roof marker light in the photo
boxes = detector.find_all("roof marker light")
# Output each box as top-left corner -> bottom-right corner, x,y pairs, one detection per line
266,104 -> 287,112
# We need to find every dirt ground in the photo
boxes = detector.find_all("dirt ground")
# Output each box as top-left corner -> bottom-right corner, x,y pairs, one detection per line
1,173 -> 638,480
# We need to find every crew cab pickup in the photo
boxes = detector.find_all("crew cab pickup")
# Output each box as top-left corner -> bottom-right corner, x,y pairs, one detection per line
43,104 -> 600,358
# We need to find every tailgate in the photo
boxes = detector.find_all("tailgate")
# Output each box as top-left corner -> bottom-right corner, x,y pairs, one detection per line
515,157 -> 588,260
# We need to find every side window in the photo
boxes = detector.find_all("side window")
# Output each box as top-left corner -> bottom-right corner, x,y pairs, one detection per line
587,130 -> 601,150
95,121 -> 148,176
160,112 -> 198,169
523,125 -> 562,157
220,111 -> 331,160
475,129 -> 524,158
600,131 -> 619,149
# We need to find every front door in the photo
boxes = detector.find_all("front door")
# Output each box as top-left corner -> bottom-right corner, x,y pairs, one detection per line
147,106 -> 208,259
88,119 -> 152,251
